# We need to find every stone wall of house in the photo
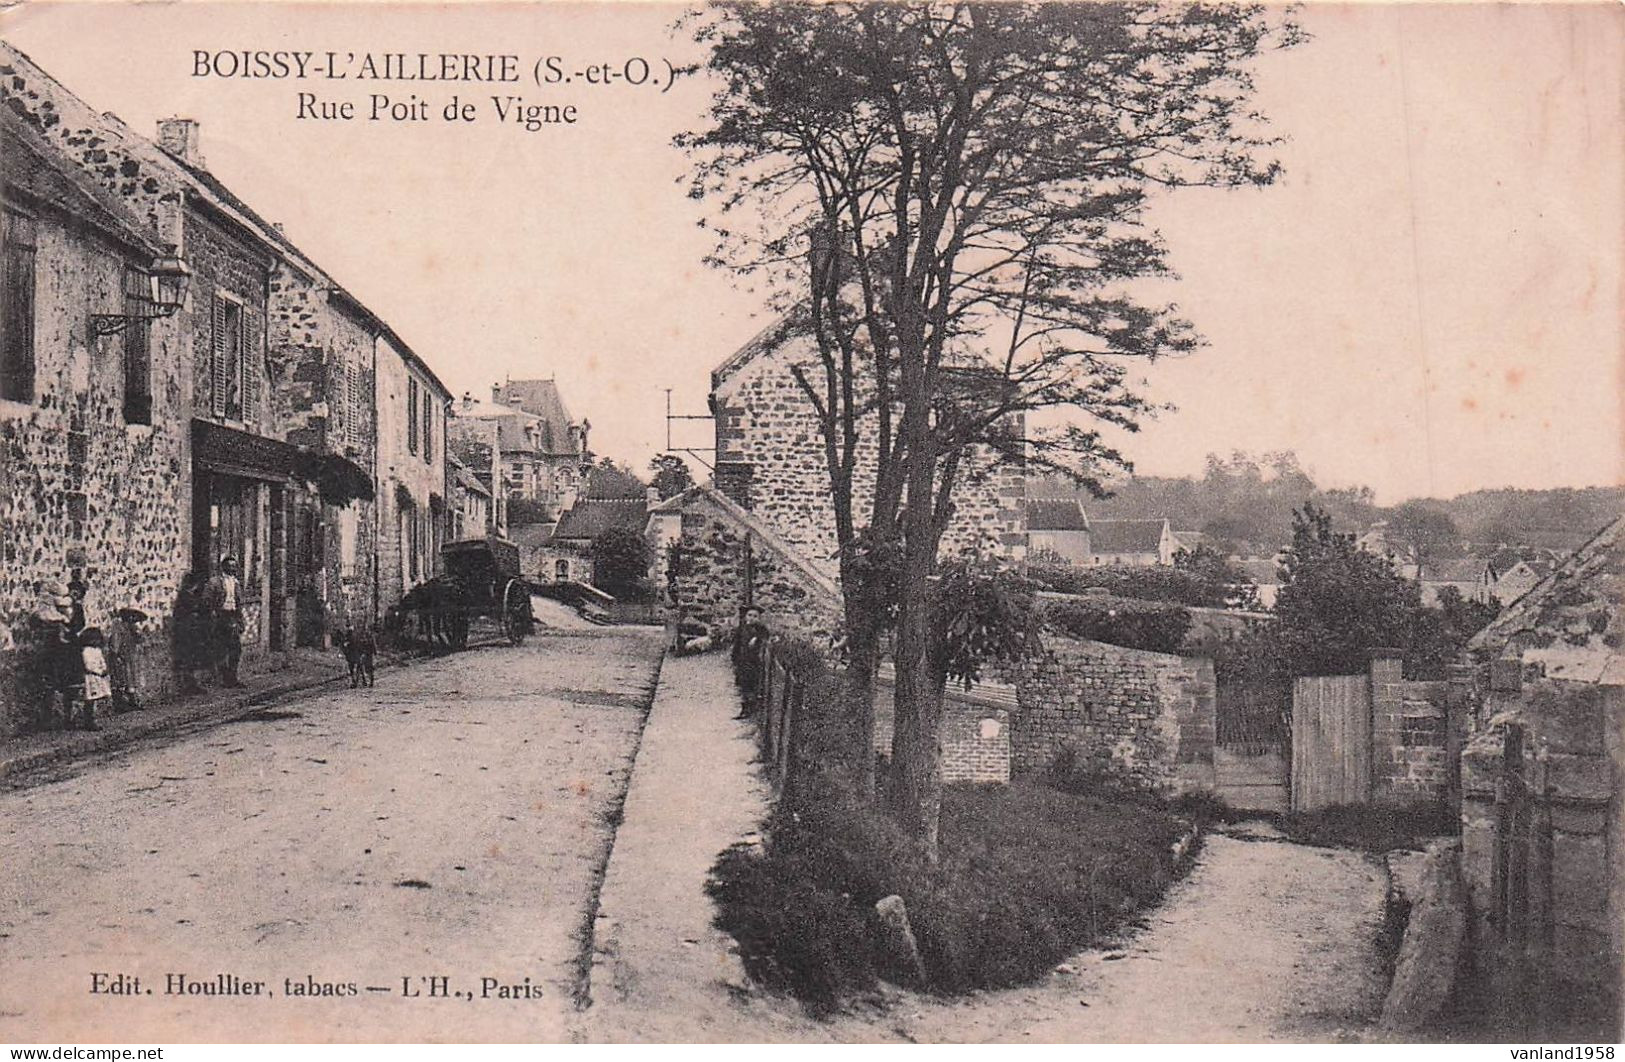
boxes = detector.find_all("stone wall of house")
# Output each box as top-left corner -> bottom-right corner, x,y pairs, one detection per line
0,46 -> 184,248
0,211 -> 191,736
1459,673 -> 1623,1034
1000,634 -> 1217,792
376,335 -> 447,609
663,489 -> 842,644
267,266 -> 378,631
712,333 -> 1026,583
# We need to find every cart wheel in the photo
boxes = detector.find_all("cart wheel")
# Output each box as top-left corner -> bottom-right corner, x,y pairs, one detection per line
502,580 -> 529,646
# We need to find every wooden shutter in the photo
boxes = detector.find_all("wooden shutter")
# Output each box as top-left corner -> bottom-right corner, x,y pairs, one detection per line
2,211 -> 38,403
241,307 -> 261,423
211,293 -> 229,418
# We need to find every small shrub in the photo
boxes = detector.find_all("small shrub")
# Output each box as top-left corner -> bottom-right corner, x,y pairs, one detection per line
1042,594 -> 1192,654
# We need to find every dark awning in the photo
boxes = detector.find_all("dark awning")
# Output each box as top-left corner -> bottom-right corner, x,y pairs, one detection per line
191,419 -> 299,483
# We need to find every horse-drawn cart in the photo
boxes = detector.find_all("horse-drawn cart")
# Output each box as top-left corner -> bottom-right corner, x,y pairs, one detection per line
393,537 -> 535,650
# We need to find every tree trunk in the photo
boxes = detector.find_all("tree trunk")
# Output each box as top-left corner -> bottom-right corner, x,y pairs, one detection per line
888,393 -> 944,860
840,573 -> 882,800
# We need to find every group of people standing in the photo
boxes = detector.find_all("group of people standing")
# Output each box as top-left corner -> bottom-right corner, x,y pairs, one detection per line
20,556 -> 247,733
23,574 -> 140,732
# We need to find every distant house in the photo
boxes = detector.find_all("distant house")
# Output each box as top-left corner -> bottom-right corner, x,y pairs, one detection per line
1404,557 -> 1497,606
540,465 -> 655,585
1171,530 -> 1209,555
1236,559 -> 1283,608
1088,518 -> 1179,567
1024,499 -> 1091,565
1490,554 -> 1557,605
448,454 -> 494,542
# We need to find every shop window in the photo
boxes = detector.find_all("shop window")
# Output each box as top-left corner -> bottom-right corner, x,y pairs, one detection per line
1,210 -> 36,403
209,475 -> 261,597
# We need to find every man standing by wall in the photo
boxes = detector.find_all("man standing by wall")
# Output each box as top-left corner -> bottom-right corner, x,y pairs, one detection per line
209,556 -> 245,689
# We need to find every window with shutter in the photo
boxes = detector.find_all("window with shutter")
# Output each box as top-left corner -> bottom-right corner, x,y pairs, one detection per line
422,388 -> 433,464
1,210 -> 37,403
407,378 -> 419,455
241,307 -> 261,423
211,293 -> 229,418
347,360 -> 363,448
122,266 -> 152,423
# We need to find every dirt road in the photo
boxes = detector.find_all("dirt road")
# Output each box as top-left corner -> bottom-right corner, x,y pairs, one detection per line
817,823 -> 1392,1043
0,629 -> 663,1043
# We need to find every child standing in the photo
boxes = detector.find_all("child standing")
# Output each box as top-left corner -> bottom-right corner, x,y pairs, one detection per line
78,627 -> 112,731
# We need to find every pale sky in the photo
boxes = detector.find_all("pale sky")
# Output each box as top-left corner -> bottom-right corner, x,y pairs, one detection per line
3,1 -> 1619,504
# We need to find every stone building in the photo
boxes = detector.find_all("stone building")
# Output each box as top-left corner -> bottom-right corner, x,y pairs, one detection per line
449,382 -> 588,521
709,316 -> 1026,585
1024,499 -> 1091,564
448,454 -> 495,542
446,412 -> 505,537
0,87 -> 193,735
1087,518 -> 1179,566
376,330 -> 451,609
1457,516 -> 1623,1037
490,378 -> 589,514
0,42 -> 454,731
543,464 -> 654,584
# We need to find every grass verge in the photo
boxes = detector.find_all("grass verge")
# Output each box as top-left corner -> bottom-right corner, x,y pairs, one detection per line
707,772 -> 1189,1014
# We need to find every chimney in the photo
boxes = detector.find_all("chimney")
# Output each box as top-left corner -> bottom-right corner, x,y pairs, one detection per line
646,486 -> 660,508
491,383 -> 503,404
157,118 -> 204,168
461,391 -> 474,412
271,222 -> 285,235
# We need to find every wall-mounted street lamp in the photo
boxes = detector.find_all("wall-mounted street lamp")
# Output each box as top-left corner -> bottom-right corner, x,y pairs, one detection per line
90,249 -> 192,337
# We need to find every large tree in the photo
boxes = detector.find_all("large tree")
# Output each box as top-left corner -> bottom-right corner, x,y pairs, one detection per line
683,2 -> 1301,855
1384,499 -> 1460,572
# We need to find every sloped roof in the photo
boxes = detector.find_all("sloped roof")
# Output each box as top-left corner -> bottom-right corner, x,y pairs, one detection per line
1469,515 -> 1624,683
1025,499 -> 1089,532
0,114 -> 162,257
494,379 -> 576,451
552,498 -> 647,542
1089,519 -> 1167,554
1420,557 -> 1492,583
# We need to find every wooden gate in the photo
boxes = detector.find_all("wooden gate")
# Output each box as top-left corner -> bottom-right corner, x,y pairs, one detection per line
1215,678 -> 1290,812
1291,674 -> 1371,810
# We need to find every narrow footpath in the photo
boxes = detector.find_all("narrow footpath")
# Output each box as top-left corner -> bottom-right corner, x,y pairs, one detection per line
575,650 -> 822,1042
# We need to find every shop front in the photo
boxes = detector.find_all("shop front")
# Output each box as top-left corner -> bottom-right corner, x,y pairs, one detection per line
190,419 -> 302,656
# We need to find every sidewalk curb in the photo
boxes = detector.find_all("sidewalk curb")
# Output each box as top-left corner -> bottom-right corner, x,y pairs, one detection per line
0,645 -> 435,787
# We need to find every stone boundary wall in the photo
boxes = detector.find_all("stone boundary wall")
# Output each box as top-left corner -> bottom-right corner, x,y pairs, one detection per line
871,685 -> 1012,786
999,634 -> 1217,793
1460,676 -> 1623,1028
1370,656 -> 1451,804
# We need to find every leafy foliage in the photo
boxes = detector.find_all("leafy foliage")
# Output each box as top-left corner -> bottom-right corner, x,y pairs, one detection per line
708,773 -> 1187,1011
1041,594 -> 1192,654
1383,500 -> 1461,567
930,562 -> 1039,690
1216,503 -> 1498,684
589,526 -> 655,599
648,454 -> 696,500
1028,548 -> 1258,610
